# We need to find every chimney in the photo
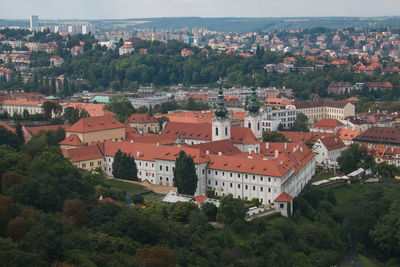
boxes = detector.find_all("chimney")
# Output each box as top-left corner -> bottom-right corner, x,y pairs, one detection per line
137,151 -> 141,157
265,142 -> 269,149
275,149 -> 279,158
218,151 -> 222,156
284,142 -> 287,150
300,146 -> 303,152
130,140 -> 133,144
335,138 -> 337,142
99,195 -> 103,200
248,148 -> 252,154
157,143 -> 159,147
280,160 -> 283,165
118,139 -> 121,143
206,150 -> 210,155
293,146 -> 297,153
178,144 -> 181,147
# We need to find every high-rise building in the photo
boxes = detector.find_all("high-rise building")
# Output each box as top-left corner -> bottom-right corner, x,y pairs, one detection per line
30,15 -> 39,31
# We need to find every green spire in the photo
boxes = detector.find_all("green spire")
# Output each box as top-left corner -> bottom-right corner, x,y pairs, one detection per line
215,77 -> 228,118
247,70 -> 259,115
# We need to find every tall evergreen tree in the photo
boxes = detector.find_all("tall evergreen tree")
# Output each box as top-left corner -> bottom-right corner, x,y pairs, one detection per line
112,150 -> 138,181
173,150 -> 198,195
15,123 -> 24,145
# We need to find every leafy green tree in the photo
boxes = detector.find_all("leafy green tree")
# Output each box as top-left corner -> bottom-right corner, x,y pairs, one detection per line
112,150 -> 138,181
263,131 -> 288,142
62,199 -> 91,228
370,202 -> 400,259
42,101 -> 62,120
337,144 -> 374,174
0,195 -> 14,233
173,150 -> 198,195
171,202 -> 198,223
2,171 -> 23,192
0,238 -> 45,267
217,194 -> 247,225
291,112 -> 309,132
373,162 -> 399,179
202,202 -> 218,221
105,95 -> 135,122
6,216 -> 28,241
135,246 -> 176,267
0,126 -> 22,149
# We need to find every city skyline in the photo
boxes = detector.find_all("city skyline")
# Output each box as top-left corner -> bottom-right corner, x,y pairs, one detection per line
1,0 -> 400,20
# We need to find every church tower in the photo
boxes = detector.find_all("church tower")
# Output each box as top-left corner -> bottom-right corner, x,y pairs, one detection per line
244,74 -> 262,139
212,79 -> 231,141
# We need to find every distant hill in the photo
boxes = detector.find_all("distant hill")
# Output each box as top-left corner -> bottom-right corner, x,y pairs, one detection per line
92,17 -> 400,32
2,17 -> 400,32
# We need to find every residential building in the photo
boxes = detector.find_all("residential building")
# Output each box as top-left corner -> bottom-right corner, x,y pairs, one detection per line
365,82 -> 393,91
129,96 -> 169,109
311,118 -> 345,133
49,56 -> 64,67
261,106 -> 296,131
312,135 -> 346,170
353,127 -> 400,148
119,44 -> 134,56
294,98 -> 355,122
328,82 -> 354,94
1,99 -> 44,116
336,128 -> 360,145
125,114 -> 160,134
65,143 -> 104,171
64,116 -> 126,146
30,15 -> 39,31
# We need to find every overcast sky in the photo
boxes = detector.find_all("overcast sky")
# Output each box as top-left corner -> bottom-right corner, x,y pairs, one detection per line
1,0 -> 400,20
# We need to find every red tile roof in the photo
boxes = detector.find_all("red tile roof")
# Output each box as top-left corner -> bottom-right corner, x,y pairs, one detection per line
66,143 -> 104,162
65,103 -> 113,117
337,129 -> 360,141
206,153 -> 295,177
312,118 -> 344,130
274,192 -> 293,202
280,131 -> 335,145
0,121 -> 15,133
319,135 -> 346,151
66,116 -> 126,133
98,197 -> 122,207
193,195 -> 208,204
125,114 -> 158,124
59,134 -> 84,146
354,127 -> 400,145
190,139 -> 241,156
103,140 -> 209,164
163,121 -> 259,143
26,124 -> 68,136
125,125 -> 141,140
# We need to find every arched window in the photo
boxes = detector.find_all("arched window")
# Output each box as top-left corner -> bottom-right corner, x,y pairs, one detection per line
248,122 -> 251,128
215,127 -> 219,136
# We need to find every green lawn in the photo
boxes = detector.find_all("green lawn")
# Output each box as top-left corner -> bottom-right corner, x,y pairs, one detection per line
104,178 -> 165,203
312,170 -> 336,181
104,179 -> 150,195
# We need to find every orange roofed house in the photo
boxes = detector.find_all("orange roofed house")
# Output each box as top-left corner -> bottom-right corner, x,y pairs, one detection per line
125,114 -> 160,134
60,116 -> 126,149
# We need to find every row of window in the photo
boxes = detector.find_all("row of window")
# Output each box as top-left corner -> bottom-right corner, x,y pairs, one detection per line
209,180 -> 274,192
80,160 -> 102,168
207,170 -> 274,182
